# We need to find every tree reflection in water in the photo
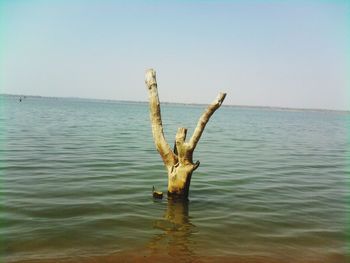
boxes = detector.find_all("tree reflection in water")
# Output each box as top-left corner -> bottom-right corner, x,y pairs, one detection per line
148,198 -> 196,261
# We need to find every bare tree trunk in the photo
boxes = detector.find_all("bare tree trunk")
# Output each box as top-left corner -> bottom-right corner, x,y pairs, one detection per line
145,69 -> 226,199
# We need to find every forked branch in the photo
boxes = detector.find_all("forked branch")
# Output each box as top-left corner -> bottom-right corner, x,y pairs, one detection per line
145,68 -> 226,199
145,69 -> 177,166
189,92 -> 227,150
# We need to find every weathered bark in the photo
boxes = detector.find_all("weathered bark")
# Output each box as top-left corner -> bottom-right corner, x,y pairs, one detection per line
145,69 -> 226,199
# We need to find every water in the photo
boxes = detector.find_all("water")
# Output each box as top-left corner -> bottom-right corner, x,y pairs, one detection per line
0,95 -> 349,262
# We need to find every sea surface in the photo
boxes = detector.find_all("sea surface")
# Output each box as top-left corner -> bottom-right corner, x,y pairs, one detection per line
0,95 -> 349,262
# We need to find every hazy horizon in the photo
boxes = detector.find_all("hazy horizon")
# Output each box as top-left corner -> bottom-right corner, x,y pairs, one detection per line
3,92 -> 349,112
0,1 -> 349,111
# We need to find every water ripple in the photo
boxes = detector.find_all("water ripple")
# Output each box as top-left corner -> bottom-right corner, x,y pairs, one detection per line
0,97 -> 348,262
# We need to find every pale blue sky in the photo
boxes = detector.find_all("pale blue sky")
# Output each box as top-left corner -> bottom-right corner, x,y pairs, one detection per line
0,0 -> 349,110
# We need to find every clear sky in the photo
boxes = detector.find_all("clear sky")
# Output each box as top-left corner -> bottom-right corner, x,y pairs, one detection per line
0,0 -> 349,110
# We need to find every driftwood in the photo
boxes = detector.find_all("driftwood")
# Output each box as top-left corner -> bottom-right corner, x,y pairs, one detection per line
145,69 -> 226,199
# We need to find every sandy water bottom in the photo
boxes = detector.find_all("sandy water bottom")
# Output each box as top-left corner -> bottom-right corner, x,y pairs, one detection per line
10,249 -> 348,263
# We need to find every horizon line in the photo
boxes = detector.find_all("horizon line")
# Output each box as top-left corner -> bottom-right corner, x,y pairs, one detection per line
1,93 -> 349,113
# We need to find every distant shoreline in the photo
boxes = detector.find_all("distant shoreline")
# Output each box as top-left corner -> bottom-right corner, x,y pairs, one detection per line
1,93 -> 348,113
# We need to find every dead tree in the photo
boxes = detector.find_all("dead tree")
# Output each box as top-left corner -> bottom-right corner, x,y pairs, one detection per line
145,69 -> 226,199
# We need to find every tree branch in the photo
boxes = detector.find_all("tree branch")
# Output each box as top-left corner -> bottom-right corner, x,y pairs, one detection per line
189,92 -> 226,150
175,127 -> 187,160
175,127 -> 187,147
145,69 -> 177,166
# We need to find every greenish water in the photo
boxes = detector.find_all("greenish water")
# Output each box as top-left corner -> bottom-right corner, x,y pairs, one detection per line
0,95 -> 349,262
